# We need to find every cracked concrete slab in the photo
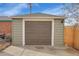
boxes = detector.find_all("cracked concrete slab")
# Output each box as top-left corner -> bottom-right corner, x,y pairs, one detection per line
0,52 -> 12,56
0,46 -> 79,56
22,49 -> 53,56
3,46 -> 24,56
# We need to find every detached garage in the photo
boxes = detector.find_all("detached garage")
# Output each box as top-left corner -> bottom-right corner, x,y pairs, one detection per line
11,13 -> 65,47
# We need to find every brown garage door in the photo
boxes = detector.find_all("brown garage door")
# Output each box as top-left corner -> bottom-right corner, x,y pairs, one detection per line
25,21 -> 51,45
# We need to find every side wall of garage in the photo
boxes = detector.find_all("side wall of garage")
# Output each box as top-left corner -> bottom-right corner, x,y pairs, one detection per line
54,19 -> 64,47
12,19 -> 23,46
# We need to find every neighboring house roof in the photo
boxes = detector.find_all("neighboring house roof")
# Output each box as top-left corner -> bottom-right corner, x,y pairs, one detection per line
0,16 -> 13,22
10,13 -> 65,19
0,16 -> 11,20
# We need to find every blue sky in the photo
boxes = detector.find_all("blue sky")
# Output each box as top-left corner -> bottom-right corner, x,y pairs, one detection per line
0,3 -> 64,16
0,3 -> 76,26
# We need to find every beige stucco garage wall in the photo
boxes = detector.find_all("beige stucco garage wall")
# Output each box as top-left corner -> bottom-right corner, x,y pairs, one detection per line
54,19 -> 64,47
12,19 -> 23,46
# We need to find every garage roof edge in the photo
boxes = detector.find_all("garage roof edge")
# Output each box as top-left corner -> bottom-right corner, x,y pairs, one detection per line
10,13 -> 65,20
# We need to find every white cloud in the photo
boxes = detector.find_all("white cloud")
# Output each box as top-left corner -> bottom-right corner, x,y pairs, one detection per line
0,3 -> 40,16
0,4 -> 28,16
41,6 -> 64,15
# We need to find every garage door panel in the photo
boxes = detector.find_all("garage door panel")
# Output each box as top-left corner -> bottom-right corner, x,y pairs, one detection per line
26,39 -> 51,45
25,21 -> 51,45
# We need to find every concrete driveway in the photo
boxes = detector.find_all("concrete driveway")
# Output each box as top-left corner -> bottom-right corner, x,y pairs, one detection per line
0,45 -> 79,56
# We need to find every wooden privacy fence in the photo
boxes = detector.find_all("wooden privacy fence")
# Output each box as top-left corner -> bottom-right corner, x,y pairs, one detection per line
64,24 -> 79,50
64,26 -> 74,47
74,24 -> 79,50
